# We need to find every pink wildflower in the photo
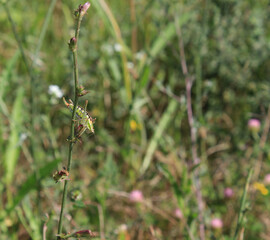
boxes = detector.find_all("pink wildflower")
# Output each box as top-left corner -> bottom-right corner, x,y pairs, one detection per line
81,2 -> 91,16
174,208 -> 183,219
264,174 -> 270,185
211,218 -> 223,229
129,190 -> 144,202
224,187 -> 234,198
248,119 -> 261,132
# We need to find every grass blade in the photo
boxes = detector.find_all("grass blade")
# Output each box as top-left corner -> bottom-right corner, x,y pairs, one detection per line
233,168 -> 253,240
135,14 -> 191,98
150,13 -> 191,59
140,99 -> 179,174
4,87 -> 24,186
22,197 -> 42,240
32,0 -> 58,66
0,50 -> 20,99
92,0 -> 132,105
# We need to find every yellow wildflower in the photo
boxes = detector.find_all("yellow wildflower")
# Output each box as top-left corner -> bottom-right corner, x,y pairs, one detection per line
253,182 -> 269,195
130,120 -> 138,131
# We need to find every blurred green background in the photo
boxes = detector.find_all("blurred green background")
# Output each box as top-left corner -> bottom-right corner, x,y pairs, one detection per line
1,0 -> 270,239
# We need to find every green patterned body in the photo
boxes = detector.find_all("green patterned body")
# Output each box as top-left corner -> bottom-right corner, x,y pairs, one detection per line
63,97 -> 95,134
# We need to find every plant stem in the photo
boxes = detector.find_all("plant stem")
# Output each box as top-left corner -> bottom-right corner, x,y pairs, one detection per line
57,14 -> 83,239
4,3 -> 32,78
233,168 -> 253,240
130,0 -> 137,54
174,16 -> 205,240
253,105 -> 270,181
32,0 -> 58,66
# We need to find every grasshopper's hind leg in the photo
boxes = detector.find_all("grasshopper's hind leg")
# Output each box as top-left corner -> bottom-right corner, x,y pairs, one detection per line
67,124 -> 87,143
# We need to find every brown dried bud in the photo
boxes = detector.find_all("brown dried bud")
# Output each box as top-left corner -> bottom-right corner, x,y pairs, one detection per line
53,167 -> 70,183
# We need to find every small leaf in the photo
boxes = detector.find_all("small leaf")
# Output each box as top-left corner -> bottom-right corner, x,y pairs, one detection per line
73,201 -> 85,209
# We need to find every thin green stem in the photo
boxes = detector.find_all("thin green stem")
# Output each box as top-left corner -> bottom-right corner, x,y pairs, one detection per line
32,0 -> 58,66
233,168 -> 253,240
174,14 -> 205,240
57,13 -> 83,239
4,3 -> 32,78
75,16 -> 82,44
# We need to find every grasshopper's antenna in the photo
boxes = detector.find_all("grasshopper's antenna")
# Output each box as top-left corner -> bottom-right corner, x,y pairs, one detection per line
84,100 -> 88,112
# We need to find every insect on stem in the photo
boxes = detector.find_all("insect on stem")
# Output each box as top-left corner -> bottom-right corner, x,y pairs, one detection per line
63,97 -> 96,136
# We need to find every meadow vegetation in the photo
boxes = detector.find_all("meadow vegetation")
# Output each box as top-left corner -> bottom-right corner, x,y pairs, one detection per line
1,0 -> 270,239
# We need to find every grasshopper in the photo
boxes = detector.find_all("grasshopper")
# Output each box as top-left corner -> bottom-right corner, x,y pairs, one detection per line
63,97 -> 95,141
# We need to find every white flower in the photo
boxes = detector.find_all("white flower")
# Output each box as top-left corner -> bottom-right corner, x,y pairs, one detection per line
48,85 -> 63,98
114,43 -> 122,52
20,133 -> 28,141
127,62 -> 134,69
101,44 -> 114,55
18,133 -> 28,146
135,51 -> 145,60
118,224 -> 127,232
